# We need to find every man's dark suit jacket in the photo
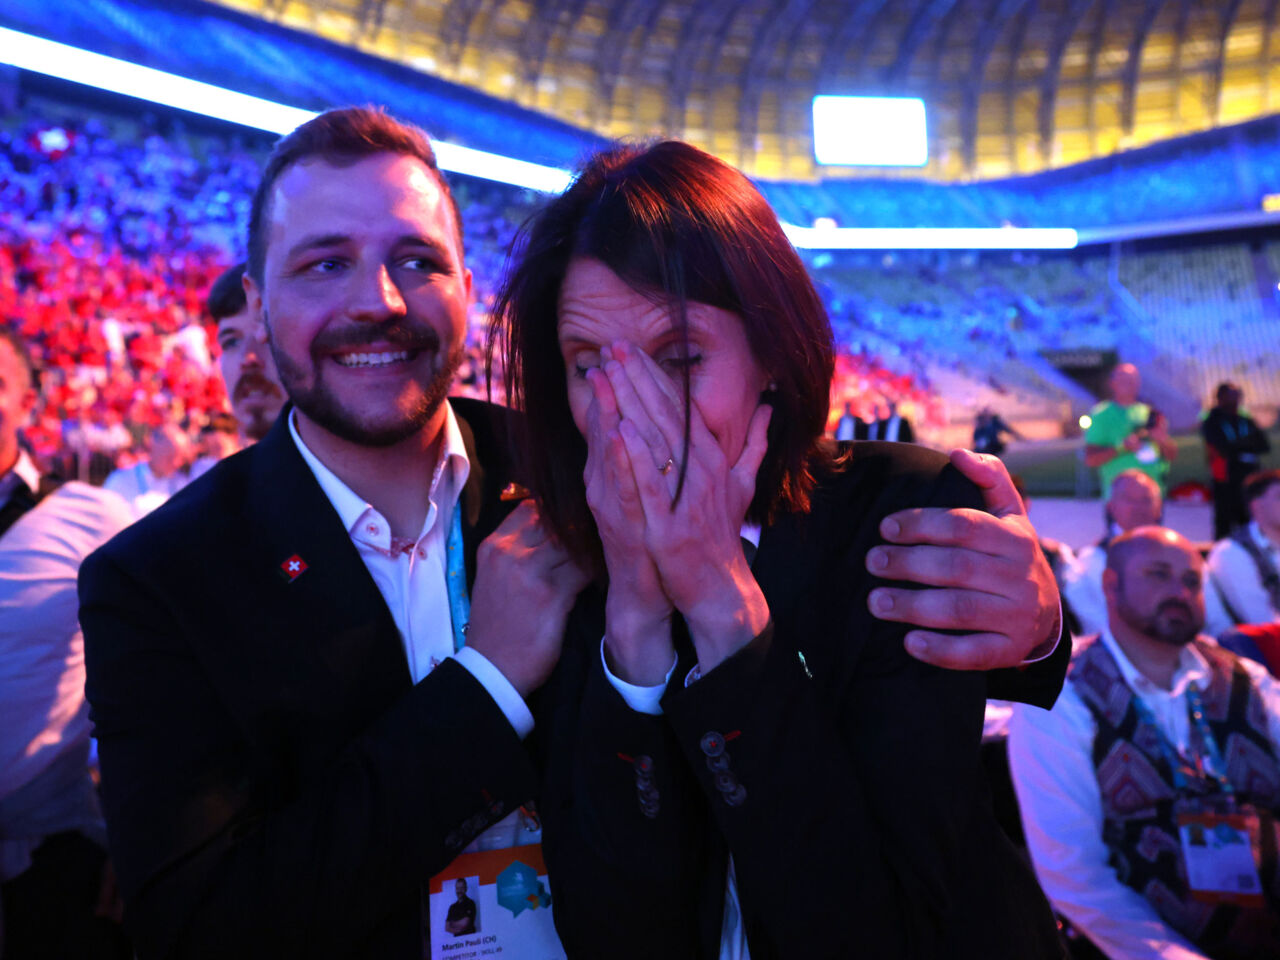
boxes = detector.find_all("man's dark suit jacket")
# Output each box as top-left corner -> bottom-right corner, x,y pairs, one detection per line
537,442 -> 1068,960
78,399 -> 532,959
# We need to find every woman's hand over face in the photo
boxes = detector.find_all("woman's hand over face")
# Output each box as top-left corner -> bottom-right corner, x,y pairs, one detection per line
582,366 -> 676,686
603,341 -> 771,673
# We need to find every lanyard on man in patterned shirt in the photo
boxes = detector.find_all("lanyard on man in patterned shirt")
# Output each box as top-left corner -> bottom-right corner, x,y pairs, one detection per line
1130,682 -> 1234,798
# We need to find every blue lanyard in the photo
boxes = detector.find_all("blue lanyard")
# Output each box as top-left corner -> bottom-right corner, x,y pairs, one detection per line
1130,683 -> 1233,796
444,502 -> 471,653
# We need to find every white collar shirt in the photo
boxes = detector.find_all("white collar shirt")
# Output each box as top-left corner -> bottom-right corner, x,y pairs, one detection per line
1204,520 -> 1280,635
288,407 -> 468,684
287,408 -> 532,741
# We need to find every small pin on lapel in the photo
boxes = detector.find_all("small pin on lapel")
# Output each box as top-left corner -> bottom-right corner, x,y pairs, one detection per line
279,554 -> 309,582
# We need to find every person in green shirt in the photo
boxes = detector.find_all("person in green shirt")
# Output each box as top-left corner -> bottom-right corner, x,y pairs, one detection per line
1084,363 -> 1177,497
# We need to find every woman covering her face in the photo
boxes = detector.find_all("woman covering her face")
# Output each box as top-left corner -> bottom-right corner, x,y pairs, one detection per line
492,141 -> 1064,958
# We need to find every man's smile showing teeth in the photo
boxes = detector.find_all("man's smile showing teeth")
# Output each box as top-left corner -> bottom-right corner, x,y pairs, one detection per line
332,349 -> 413,368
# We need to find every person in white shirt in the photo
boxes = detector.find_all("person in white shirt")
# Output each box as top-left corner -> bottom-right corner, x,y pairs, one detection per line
1062,468 -> 1163,637
1010,526 -> 1280,960
1204,469 -> 1280,637
0,328 -> 134,955
102,422 -> 195,516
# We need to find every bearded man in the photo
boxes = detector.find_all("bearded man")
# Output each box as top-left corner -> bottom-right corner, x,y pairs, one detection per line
1011,527 -> 1280,959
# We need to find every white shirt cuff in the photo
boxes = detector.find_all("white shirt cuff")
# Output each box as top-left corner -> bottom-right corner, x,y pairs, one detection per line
453,647 -> 535,739
600,638 -> 677,715
1021,598 -> 1065,665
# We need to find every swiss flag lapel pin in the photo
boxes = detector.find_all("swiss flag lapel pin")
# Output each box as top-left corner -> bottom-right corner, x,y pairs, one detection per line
279,554 -> 309,583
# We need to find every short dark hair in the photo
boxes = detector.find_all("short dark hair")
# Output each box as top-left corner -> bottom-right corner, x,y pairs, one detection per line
247,106 -> 463,286
0,325 -> 38,394
1245,469 -> 1280,506
207,263 -> 247,322
491,139 -> 836,570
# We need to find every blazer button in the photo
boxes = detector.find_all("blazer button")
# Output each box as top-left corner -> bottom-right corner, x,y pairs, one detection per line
723,784 -> 748,807
700,732 -> 725,757
634,754 -> 655,775
714,771 -> 738,793
706,753 -> 731,772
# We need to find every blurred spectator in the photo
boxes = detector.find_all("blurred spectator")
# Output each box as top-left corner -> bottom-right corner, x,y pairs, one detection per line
1011,473 -> 1080,637
1201,382 -> 1270,540
1084,364 -> 1177,497
102,422 -> 195,517
1011,526 -> 1280,960
208,262 -> 283,444
834,401 -> 868,441
0,327 -> 134,958
1062,469 -> 1163,637
870,397 -> 915,443
1204,469 -> 1280,637
973,406 -> 1025,458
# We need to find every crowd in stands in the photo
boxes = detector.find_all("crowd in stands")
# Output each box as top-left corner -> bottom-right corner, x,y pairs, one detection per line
0,103 -> 547,479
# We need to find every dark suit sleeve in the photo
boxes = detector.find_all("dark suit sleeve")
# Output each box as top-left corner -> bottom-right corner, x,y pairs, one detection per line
80,549 -> 537,960
986,624 -> 1070,708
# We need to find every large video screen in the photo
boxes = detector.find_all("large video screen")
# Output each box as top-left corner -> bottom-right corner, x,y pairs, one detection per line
812,96 -> 928,167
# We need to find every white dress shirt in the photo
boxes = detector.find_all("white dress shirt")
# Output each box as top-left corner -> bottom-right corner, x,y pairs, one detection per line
287,409 -> 532,738
0,473 -> 134,880
1008,631 -> 1280,960
1205,521 -> 1280,636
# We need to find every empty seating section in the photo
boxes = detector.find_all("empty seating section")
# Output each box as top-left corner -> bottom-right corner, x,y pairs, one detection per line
1117,245 -> 1280,404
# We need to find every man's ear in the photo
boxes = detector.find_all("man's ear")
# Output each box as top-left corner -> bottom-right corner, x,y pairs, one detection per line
242,271 -> 263,321
1102,567 -> 1119,605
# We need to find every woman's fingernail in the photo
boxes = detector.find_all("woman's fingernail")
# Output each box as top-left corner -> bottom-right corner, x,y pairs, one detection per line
881,517 -> 900,538
905,634 -> 928,657
867,547 -> 888,571
870,589 -> 893,612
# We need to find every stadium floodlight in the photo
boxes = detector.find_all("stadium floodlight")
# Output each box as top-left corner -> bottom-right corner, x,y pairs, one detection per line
0,26 -> 574,194
780,224 -> 1079,251
812,96 -> 928,167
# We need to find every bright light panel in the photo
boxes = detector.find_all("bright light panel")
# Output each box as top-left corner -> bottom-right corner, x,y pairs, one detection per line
781,225 -> 1079,251
812,96 -> 927,167
0,26 -> 574,194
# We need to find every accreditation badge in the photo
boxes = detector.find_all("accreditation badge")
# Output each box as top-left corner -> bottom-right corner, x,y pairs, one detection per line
428,842 -> 565,960
1176,808 -> 1265,907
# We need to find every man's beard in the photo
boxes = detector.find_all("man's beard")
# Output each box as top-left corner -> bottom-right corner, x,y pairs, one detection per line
1115,594 -> 1201,648
264,308 -> 462,448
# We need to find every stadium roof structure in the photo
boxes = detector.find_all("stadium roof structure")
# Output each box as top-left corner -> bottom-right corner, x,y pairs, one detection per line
212,0 -> 1280,182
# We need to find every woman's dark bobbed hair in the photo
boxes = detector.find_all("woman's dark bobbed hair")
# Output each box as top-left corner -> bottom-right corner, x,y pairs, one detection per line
490,139 -> 836,571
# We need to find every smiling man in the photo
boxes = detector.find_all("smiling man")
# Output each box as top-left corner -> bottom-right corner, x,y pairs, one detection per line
77,108 -> 587,959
